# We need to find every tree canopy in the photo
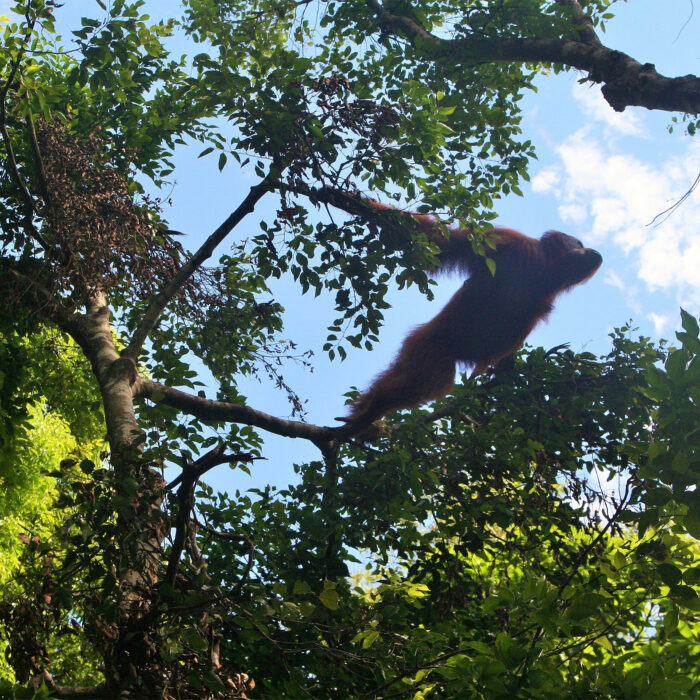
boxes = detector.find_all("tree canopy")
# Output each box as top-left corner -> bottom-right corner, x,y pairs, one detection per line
0,1 -> 698,698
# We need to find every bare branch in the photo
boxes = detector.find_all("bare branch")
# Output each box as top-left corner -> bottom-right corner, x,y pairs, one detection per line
133,378 -> 336,444
282,182 -> 445,242
124,164 -> 283,360
648,171 -> 700,226
36,676 -> 106,699
0,110 -> 49,246
0,109 -> 50,249
233,532 -> 256,598
0,13 -> 32,105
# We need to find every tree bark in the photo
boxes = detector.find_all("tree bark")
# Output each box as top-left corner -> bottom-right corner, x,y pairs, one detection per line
133,378 -> 336,444
69,295 -> 164,693
365,0 -> 700,114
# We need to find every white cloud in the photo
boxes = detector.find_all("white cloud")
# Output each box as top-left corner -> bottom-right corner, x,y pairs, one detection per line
533,84 -> 700,313
604,269 -> 625,292
532,166 -> 562,193
558,202 -> 588,225
603,268 -> 642,314
572,85 -> 648,138
647,312 -> 673,335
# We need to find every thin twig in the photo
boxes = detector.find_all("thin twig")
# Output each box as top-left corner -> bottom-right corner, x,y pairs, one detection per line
648,172 -> 700,227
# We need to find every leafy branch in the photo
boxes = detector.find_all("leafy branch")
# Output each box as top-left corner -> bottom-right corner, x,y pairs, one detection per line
365,0 -> 700,113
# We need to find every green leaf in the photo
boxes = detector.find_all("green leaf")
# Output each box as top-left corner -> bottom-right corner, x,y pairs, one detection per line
664,606 -> 678,633
670,585 -> 699,609
566,593 -> 605,620
293,580 -> 312,595
319,588 -> 339,610
680,308 -> 699,338
465,641 -> 493,655
684,511 -> 700,538
638,508 -> 659,536
643,487 -> 673,507
656,563 -> 683,587
612,552 -> 626,570
683,567 -> 700,584
362,630 -> 380,649
594,635 -> 613,652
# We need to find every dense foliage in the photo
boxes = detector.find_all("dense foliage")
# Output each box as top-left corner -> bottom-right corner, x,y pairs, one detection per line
0,1 -> 698,698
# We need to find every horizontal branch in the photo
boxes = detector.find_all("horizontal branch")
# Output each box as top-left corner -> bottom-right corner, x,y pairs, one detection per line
366,0 -> 700,114
294,182 -> 417,224
133,378 -> 336,444
42,680 -> 106,699
282,182 -> 447,240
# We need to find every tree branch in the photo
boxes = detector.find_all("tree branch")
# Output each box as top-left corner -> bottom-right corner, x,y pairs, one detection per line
365,0 -> 700,114
282,181 -> 444,240
554,0 -> 601,45
166,448 -> 259,491
133,378 -> 336,444
0,13 -> 52,251
1,264 -> 81,335
124,164 -> 282,361
26,110 -> 51,206
40,683 -> 106,699
163,446 -> 221,587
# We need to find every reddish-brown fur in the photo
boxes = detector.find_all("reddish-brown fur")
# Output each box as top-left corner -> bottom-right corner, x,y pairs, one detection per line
312,191 -> 602,434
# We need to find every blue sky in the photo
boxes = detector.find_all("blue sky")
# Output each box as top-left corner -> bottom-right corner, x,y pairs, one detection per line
3,0 -> 699,490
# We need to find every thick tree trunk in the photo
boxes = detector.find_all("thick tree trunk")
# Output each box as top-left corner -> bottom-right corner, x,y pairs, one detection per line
71,295 -> 164,695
